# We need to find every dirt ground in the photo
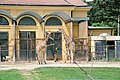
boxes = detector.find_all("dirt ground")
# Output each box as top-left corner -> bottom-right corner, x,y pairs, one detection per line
0,61 -> 120,70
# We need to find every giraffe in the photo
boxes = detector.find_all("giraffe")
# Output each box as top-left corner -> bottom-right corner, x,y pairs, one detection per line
36,32 -> 52,64
58,28 -> 75,63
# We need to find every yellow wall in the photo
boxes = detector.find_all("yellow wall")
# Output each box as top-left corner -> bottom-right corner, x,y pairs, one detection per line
88,29 -> 114,36
73,21 -> 88,39
72,9 -> 89,39
73,11 -> 87,18
73,22 -> 79,39
79,21 -> 88,38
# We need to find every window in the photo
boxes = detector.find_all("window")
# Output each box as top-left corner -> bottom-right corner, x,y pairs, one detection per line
0,16 -> 9,25
18,17 -> 36,25
45,17 -> 62,26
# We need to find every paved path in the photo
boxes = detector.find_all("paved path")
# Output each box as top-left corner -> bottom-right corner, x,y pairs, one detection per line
0,62 -> 120,70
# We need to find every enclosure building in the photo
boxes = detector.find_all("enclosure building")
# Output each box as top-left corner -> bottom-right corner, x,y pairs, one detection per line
1,0 -> 119,63
89,26 -> 120,61
0,0 -> 91,62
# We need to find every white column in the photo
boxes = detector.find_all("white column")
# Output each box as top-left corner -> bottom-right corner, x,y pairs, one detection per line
0,46 -> 1,62
115,40 -> 117,58
91,39 -> 95,58
118,15 -> 120,36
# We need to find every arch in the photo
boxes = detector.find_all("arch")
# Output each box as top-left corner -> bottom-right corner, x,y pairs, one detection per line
44,12 -> 71,23
18,17 -> 36,25
0,16 -> 9,25
15,10 -> 42,22
0,10 -> 13,20
45,17 -> 62,26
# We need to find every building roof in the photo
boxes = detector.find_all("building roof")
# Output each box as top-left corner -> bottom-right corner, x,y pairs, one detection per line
88,26 -> 114,30
15,10 -> 42,21
71,17 -> 89,22
67,0 -> 87,6
0,0 -> 87,6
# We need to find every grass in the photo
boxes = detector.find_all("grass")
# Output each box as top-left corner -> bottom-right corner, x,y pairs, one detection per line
0,67 -> 120,80
0,69 -> 26,80
32,67 -> 87,80
32,67 -> 120,80
109,58 -> 120,62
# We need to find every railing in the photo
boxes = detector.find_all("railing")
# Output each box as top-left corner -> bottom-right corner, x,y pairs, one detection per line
0,39 -> 120,62
90,42 -> 120,61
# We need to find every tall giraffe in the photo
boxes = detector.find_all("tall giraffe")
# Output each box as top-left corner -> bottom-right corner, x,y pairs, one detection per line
58,28 -> 75,63
36,32 -> 52,64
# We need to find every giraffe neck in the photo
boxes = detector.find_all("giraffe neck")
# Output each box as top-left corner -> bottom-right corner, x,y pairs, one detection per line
62,32 -> 70,45
62,29 -> 69,38
40,33 -> 51,46
63,33 -> 68,41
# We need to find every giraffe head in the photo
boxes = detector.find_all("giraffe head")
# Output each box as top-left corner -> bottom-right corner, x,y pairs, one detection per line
46,31 -> 51,39
45,31 -> 54,41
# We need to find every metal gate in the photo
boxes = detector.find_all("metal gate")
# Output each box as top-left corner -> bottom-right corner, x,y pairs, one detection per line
16,31 -> 36,62
95,40 -> 116,61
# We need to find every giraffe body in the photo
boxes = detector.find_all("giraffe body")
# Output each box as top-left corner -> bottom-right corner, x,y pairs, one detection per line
36,32 -> 52,64
58,28 -> 75,63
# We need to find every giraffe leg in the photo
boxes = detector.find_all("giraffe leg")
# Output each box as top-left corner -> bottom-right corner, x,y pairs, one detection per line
68,51 -> 71,63
43,52 -> 47,64
70,50 -> 74,63
36,54 -> 41,65
64,53 -> 67,63
64,50 -> 68,63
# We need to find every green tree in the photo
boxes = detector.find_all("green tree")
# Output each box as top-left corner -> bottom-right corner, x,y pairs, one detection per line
86,0 -> 120,35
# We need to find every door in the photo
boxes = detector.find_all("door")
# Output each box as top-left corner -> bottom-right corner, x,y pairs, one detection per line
107,41 -> 115,61
46,32 -> 62,60
19,31 -> 36,62
0,32 -> 8,62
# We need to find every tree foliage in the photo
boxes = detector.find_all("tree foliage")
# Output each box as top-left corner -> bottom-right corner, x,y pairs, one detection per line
86,0 -> 120,34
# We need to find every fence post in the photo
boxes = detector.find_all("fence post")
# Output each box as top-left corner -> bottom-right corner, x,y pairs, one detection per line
0,46 -> 1,62
115,40 -> 117,58
118,15 -> 120,36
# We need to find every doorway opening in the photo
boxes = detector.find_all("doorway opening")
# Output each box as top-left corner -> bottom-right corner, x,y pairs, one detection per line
46,32 -> 62,60
0,32 -> 8,62
16,31 -> 36,62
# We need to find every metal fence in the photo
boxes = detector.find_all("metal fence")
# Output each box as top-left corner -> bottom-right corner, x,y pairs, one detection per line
91,40 -> 120,61
74,39 -> 88,61
0,39 -> 120,62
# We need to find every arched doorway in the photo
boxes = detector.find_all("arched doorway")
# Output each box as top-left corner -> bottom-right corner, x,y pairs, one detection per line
44,12 -> 71,61
0,15 -> 10,62
43,12 -> 71,60
17,16 -> 37,61
15,11 -> 42,62
16,11 -> 42,62
45,16 -> 63,60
